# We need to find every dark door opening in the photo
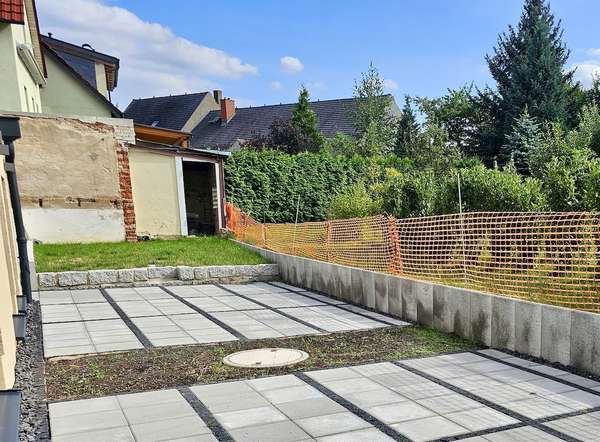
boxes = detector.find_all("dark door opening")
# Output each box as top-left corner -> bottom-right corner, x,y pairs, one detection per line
182,161 -> 218,235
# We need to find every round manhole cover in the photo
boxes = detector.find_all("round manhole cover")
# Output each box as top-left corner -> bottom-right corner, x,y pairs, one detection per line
223,348 -> 309,368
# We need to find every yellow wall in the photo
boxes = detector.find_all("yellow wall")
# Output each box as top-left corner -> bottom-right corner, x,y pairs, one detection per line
40,54 -> 113,118
0,156 -> 21,390
0,17 -> 42,113
129,148 -> 182,237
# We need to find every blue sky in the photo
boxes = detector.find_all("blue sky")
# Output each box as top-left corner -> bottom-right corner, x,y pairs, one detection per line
38,0 -> 600,110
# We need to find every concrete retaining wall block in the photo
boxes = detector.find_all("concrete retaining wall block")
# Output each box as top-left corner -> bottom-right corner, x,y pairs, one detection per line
350,268 -> 366,306
177,266 -> 194,281
57,271 -> 88,287
38,272 -> 57,288
541,305 -> 572,366
387,275 -> 402,318
193,267 -> 209,281
337,265 -> 353,304
88,270 -> 119,285
208,265 -> 236,279
118,269 -> 134,283
514,299 -> 542,358
361,270 -> 376,309
400,279 -> 418,322
257,264 -> 279,277
491,296 -> 516,350
469,292 -> 492,346
133,268 -> 148,282
415,280 -> 434,327
569,310 -> 600,374
148,266 -> 177,280
373,272 -> 389,314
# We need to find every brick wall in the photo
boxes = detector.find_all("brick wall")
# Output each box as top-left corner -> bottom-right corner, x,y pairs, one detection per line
117,147 -> 137,242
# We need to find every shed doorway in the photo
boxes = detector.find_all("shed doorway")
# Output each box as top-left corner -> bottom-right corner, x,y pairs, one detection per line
182,161 -> 218,235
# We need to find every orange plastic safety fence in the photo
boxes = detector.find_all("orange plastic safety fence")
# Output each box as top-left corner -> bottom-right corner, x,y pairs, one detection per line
226,205 -> 600,312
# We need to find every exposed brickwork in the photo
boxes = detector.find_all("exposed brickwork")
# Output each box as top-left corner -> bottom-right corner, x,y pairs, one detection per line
117,147 -> 137,242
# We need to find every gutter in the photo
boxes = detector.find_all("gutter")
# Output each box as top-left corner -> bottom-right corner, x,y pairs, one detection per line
0,117 -> 32,305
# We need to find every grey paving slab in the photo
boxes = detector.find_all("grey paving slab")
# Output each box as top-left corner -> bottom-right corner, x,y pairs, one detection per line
296,412 -> 371,437
167,284 -> 235,298
317,427 -> 395,441
482,426 -> 563,441
238,291 -> 326,308
50,389 -> 216,442
210,309 -> 316,339
543,411 -> 600,441
391,415 -> 469,442
186,294 -> 263,312
279,305 -> 388,332
39,289 -> 106,305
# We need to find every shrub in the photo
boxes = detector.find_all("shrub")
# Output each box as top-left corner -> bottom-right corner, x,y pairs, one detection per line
328,181 -> 381,219
225,150 -> 366,223
434,165 -> 548,213
380,170 -> 438,218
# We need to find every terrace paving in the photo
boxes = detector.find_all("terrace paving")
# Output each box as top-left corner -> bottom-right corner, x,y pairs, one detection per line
48,350 -> 600,441
38,281 -> 410,357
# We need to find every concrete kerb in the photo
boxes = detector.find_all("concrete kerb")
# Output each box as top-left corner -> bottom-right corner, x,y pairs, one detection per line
37,264 -> 279,290
235,240 -> 600,377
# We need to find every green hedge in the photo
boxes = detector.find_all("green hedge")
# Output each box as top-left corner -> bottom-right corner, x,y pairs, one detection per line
224,150 -> 366,222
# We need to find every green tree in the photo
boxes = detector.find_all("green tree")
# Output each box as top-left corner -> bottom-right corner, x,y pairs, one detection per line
292,86 -> 324,149
483,0 -> 576,160
352,63 -> 395,155
394,96 -> 419,156
586,74 -> 600,108
500,109 -> 542,173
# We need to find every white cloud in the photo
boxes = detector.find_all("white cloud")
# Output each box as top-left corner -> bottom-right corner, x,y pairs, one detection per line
585,48 -> 600,57
270,81 -> 284,91
572,58 -> 600,88
305,81 -> 327,92
36,0 -> 257,108
280,56 -> 304,74
383,78 -> 399,90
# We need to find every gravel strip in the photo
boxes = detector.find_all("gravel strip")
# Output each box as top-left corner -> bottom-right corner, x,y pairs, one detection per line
15,301 -> 50,441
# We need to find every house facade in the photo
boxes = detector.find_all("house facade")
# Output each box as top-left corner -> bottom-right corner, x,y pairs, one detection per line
0,0 -> 121,118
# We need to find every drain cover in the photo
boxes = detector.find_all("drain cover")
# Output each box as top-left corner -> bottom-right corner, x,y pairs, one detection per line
223,348 -> 309,368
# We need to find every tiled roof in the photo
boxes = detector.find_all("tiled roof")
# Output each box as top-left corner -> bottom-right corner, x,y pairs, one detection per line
124,93 -> 209,131
0,0 -> 24,24
53,50 -> 97,89
191,97 -> 361,149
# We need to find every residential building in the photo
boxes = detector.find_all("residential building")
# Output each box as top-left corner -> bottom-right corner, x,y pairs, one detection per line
125,92 -> 401,151
0,0 -> 45,113
0,0 -> 121,117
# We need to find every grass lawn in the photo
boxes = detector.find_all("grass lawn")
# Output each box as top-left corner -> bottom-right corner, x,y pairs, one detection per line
45,326 -> 476,401
35,237 -> 269,272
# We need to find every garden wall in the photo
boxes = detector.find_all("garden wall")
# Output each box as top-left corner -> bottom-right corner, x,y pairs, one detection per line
36,263 -> 279,290
238,241 -> 600,377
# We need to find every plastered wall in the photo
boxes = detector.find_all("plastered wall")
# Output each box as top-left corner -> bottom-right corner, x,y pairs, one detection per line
13,115 -> 128,243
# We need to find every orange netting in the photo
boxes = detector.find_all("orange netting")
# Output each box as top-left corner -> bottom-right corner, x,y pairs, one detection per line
226,203 -> 600,312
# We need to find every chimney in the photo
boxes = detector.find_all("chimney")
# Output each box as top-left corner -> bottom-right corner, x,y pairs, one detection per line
220,98 -> 235,124
213,90 -> 223,103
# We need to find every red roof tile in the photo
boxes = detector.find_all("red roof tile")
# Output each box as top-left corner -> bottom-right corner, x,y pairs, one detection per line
0,0 -> 24,24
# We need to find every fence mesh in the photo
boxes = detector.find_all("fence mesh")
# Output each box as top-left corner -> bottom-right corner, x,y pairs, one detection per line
226,204 -> 600,312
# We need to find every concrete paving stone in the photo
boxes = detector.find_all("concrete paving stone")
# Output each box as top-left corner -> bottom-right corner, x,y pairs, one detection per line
279,305 -> 384,332
317,427 -> 394,442
45,345 -> 96,358
51,426 -> 135,442
501,397 -> 574,418
132,415 -> 212,441
470,384 -> 535,403
513,378 -> 576,396
117,389 -> 184,408
322,377 -> 383,395
268,281 -> 302,291
94,341 -> 144,352
344,389 -> 407,408
391,382 -> 451,400
369,371 -> 431,389
350,362 -> 400,377
307,367 -> 360,382
41,304 -> 82,323
296,412 -> 371,437
461,360 -> 513,374
340,305 -> 409,326
229,420 -> 311,442
116,300 -> 162,317
391,415 -> 469,442
482,426 -> 563,441
152,336 -> 197,347
445,407 -> 518,431
275,397 -> 347,420
543,412 -> 600,441
51,409 -> 128,436
77,303 -> 119,320
547,389 -> 600,409
122,401 -> 196,425
557,373 -> 600,389
169,436 -> 218,442
528,364 -> 571,377
147,298 -> 196,315
448,375 -> 504,392
191,380 -> 254,398
477,349 -> 512,359
214,405 -> 287,429
367,402 -> 435,424
39,291 -> 73,305
262,385 -> 323,404
439,352 -> 488,365
500,356 -> 541,368
201,392 -> 271,414
485,368 -> 544,384
416,393 -> 482,414
247,375 -> 305,392
419,365 -> 478,380
49,396 -> 120,418
299,291 -> 347,305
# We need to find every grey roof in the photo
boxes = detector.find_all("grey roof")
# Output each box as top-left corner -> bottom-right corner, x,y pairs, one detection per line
191,97 -> 362,149
124,93 -> 209,131
53,50 -> 96,89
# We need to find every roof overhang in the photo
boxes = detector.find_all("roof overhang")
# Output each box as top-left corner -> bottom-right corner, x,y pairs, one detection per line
134,138 -> 230,159
134,123 -> 192,147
